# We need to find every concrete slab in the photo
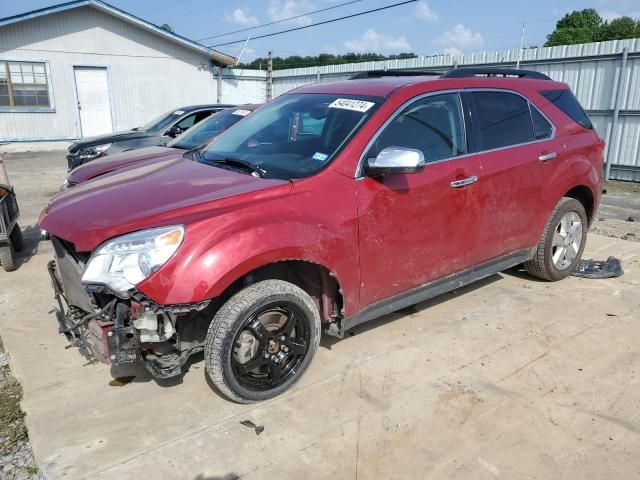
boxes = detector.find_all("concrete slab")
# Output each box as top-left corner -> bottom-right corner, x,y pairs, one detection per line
0,152 -> 639,479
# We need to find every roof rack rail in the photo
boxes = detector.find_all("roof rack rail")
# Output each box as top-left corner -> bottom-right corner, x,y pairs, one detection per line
441,67 -> 552,81
350,70 -> 443,80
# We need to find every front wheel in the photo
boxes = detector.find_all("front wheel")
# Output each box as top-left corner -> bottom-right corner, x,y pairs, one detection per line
525,197 -> 588,281
205,280 -> 321,403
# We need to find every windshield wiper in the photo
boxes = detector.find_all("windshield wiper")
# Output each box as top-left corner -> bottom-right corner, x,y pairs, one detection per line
209,158 -> 266,178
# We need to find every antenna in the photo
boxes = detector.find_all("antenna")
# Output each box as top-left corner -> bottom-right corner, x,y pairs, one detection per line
235,36 -> 251,67
516,22 -> 525,69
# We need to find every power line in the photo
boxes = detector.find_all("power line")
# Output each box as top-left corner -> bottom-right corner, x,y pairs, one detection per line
208,0 -> 419,48
197,0 -> 365,41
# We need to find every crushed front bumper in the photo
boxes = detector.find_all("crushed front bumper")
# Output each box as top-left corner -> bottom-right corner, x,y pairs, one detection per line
47,236 -> 211,378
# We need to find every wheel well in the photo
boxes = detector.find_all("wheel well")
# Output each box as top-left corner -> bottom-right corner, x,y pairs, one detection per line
224,261 -> 343,323
565,185 -> 594,223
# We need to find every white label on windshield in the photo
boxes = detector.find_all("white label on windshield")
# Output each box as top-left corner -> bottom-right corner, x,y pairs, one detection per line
173,110 -> 185,115
328,98 -> 375,113
312,152 -> 328,162
232,109 -> 251,116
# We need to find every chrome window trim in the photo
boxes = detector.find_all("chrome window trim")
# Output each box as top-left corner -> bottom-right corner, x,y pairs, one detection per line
355,88 -> 557,179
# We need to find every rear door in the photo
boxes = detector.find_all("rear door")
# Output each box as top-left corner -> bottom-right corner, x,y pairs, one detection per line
356,92 -> 483,307
465,90 -> 562,261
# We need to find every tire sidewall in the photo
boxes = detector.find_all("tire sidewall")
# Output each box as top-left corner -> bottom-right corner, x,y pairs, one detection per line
542,199 -> 588,280
207,282 -> 321,403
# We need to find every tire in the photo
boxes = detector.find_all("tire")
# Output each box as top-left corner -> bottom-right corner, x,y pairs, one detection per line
10,223 -> 23,252
0,242 -> 17,272
525,197 -> 588,281
205,280 -> 321,403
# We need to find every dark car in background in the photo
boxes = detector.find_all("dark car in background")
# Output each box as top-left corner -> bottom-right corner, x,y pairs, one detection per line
64,105 -> 261,187
66,104 -> 235,170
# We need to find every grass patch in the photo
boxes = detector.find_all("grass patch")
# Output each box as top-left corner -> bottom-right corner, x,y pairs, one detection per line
0,364 -> 28,456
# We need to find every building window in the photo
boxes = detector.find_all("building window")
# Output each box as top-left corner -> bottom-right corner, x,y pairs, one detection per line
0,61 -> 51,108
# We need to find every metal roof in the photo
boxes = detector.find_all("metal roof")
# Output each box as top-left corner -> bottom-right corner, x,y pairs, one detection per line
0,0 -> 236,66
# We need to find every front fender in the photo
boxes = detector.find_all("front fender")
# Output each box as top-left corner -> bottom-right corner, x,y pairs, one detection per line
136,171 -> 360,314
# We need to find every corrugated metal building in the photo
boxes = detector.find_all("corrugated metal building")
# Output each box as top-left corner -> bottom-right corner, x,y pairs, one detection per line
0,0 -> 234,146
220,38 -> 640,181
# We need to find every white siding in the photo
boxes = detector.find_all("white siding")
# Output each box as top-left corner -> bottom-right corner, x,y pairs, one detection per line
0,6 -> 216,142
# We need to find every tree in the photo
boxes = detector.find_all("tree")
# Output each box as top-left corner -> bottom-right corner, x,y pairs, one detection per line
160,24 -> 174,33
545,9 -> 603,46
238,52 -> 418,70
545,9 -> 640,47
598,16 -> 640,41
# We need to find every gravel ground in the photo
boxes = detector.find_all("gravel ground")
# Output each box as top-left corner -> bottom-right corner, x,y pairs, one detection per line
0,339 -> 45,480
590,180 -> 640,243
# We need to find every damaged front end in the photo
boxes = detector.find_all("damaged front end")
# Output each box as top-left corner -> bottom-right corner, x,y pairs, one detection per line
48,234 -> 211,379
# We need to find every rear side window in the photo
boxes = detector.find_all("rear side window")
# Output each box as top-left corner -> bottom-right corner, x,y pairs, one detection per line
541,90 -> 593,130
530,106 -> 553,140
471,91 -> 534,150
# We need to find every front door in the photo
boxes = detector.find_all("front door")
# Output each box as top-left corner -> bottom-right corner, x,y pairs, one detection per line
74,67 -> 113,138
356,92 -> 483,307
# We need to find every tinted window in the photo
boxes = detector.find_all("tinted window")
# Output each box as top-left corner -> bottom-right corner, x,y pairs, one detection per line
169,109 -> 251,150
202,94 -> 382,179
370,93 -> 466,163
541,90 -> 593,130
530,106 -> 553,139
472,91 -> 534,150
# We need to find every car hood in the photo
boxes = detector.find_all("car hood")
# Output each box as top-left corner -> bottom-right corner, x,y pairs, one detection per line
69,130 -> 150,151
67,146 -> 178,184
40,155 -> 291,252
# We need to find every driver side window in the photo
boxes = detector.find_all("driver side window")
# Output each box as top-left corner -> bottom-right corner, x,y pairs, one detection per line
370,93 -> 466,163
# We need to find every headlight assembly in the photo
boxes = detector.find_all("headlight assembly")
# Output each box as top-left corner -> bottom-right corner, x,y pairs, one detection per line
78,143 -> 111,159
82,226 -> 185,296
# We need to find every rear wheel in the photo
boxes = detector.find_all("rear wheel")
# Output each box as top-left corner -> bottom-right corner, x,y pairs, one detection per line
205,280 -> 321,403
525,197 -> 587,281
0,241 -> 17,272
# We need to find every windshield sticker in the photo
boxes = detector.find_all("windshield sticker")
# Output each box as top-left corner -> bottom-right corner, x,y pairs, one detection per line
173,110 -> 185,115
312,152 -> 328,162
232,109 -> 252,116
328,98 -> 375,113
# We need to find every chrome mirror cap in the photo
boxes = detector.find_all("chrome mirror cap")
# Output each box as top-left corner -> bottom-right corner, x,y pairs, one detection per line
365,146 -> 425,176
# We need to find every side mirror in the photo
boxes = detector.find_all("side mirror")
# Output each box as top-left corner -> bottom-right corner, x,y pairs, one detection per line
365,146 -> 425,176
166,125 -> 182,138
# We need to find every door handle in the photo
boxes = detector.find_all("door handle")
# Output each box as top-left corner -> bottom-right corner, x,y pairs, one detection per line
539,152 -> 557,162
450,175 -> 478,188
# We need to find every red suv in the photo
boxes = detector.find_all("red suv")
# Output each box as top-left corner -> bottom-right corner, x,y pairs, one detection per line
40,68 -> 603,403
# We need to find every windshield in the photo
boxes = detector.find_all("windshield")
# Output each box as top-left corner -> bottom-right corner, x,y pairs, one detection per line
139,109 -> 186,132
200,93 -> 383,179
169,108 -> 253,150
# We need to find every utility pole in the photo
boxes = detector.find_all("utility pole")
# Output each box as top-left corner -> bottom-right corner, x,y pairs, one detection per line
267,51 -> 273,101
516,21 -> 525,69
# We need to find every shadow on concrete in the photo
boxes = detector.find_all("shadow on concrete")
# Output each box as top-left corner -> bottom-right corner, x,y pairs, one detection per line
320,272 -> 504,349
193,474 -> 240,480
14,224 -> 42,269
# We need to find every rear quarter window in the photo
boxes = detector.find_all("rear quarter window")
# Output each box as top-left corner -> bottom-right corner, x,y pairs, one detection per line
541,90 -> 593,130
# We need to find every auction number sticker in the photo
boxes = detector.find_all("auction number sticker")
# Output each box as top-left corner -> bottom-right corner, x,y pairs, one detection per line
232,109 -> 252,116
328,98 -> 375,113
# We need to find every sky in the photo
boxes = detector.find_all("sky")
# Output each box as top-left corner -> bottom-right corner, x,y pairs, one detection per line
2,0 -> 640,62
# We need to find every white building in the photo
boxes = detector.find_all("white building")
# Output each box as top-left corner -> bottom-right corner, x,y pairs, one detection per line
0,0 -> 235,149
